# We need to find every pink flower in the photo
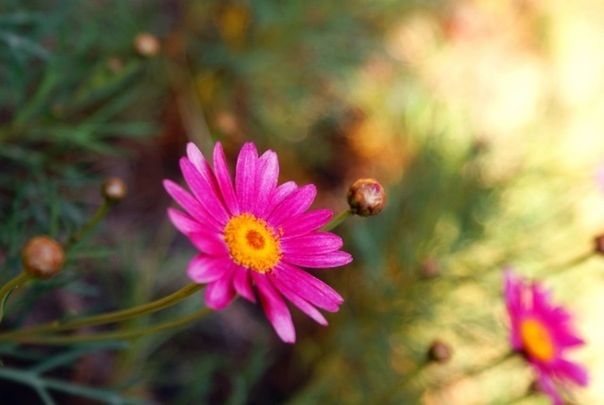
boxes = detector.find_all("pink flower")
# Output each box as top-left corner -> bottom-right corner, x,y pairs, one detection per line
164,142 -> 352,343
504,270 -> 588,404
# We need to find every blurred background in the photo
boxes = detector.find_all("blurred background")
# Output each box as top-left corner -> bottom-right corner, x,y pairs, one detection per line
1,0 -> 604,403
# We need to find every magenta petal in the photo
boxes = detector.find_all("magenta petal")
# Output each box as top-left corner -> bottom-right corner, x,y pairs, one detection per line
268,184 -> 317,226
281,209 -> 333,238
163,180 -> 221,231
205,269 -> 236,310
253,273 -> 296,343
213,142 -> 240,215
282,232 -> 343,255
189,231 -> 227,256
267,181 -> 297,212
271,263 -> 343,312
233,266 -> 256,302
537,374 -> 563,405
235,142 -> 258,212
186,142 -> 206,172
252,150 -> 279,217
180,158 -> 229,225
167,208 -> 204,235
554,359 -> 589,386
285,251 -> 353,269
278,284 -> 328,326
187,255 -> 230,283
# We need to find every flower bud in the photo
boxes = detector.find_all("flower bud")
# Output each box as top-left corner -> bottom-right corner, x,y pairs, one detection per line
427,340 -> 453,363
101,178 -> 127,203
21,236 -> 65,279
134,33 -> 160,57
594,234 -> 604,255
347,178 -> 386,216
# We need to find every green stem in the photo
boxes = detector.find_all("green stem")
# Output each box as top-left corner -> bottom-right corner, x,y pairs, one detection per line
323,209 -> 352,232
16,307 -> 211,345
0,272 -> 31,323
547,251 -> 594,277
66,199 -> 111,249
0,283 -> 203,340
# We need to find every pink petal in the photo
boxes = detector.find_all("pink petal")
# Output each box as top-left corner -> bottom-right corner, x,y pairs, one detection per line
187,255 -> 230,283
281,209 -> 333,239
271,263 -> 343,312
253,273 -> 296,343
553,358 -> 589,386
167,208 -> 204,235
233,266 -> 256,302
268,184 -> 317,226
186,142 -> 206,173
213,142 -> 240,215
284,251 -> 353,269
266,181 -> 297,215
278,283 -> 327,326
163,180 -> 221,231
204,267 -> 236,310
536,374 -> 563,405
235,142 -> 258,212
282,232 -> 343,255
180,158 -> 229,225
252,150 -> 279,217
189,231 -> 227,256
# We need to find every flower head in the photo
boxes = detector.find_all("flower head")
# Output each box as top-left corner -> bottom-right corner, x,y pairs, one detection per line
164,142 -> 352,342
504,270 -> 588,404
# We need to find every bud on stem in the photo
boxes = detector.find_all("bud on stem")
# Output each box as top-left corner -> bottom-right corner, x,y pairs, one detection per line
347,178 -> 386,217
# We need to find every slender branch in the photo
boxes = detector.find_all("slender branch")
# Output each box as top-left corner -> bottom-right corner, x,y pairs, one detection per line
0,283 -> 203,340
66,200 -> 111,249
0,272 -> 31,323
323,209 -> 352,232
15,307 -> 211,345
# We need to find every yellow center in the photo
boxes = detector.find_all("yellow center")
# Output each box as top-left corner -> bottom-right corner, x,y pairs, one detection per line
520,318 -> 556,362
223,213 -> 282,273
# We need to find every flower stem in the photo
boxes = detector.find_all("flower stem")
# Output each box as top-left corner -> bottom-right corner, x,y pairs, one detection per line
11,307 -> 211,345
0,283 -> 203,340
323,209 -> 352,232
0,272 -> 31,323
66,199 -> 111,249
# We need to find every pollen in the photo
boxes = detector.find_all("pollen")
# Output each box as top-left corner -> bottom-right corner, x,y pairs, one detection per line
520,318 -> 556,362
223,213 -> 282,273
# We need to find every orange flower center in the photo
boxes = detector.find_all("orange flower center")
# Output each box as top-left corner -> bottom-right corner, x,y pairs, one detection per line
223,213 -> 281,273
520,318 -> 556,362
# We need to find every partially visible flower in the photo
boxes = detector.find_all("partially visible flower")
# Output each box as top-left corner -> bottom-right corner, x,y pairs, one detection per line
101,177 -> 127,203
504,270 -> 588,404
164,142 -> 352,343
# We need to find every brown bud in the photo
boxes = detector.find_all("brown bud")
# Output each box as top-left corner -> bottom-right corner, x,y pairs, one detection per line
427,340 -> 453,363
134,33 -> 160,57
101,178 -> 127,203
21,236 -> 65,279
420,259 -> 440,279
347,178 -> 386,216
594,234 -> 604,255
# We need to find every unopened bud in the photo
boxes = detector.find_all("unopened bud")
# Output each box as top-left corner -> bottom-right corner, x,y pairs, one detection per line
420,259 -> 440,279
101,178 -> 127,203
21,236 -> 65,279
134,33 -> 160,57
427,340 -> 453,363
347,178 -> 386,216
594,234 -> 604,255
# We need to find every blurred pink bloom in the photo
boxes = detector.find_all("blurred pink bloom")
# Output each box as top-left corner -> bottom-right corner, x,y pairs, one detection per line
595,164 -> 604,192
504,270 -> 588,404
164,142 -> 352,343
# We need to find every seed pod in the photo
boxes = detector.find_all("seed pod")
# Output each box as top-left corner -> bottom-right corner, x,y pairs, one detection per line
134,33 -> 160,57
21,236 -> 65,279
427,340 -> 453,364
101,178 -> 127,203
347,178 -> 386,216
